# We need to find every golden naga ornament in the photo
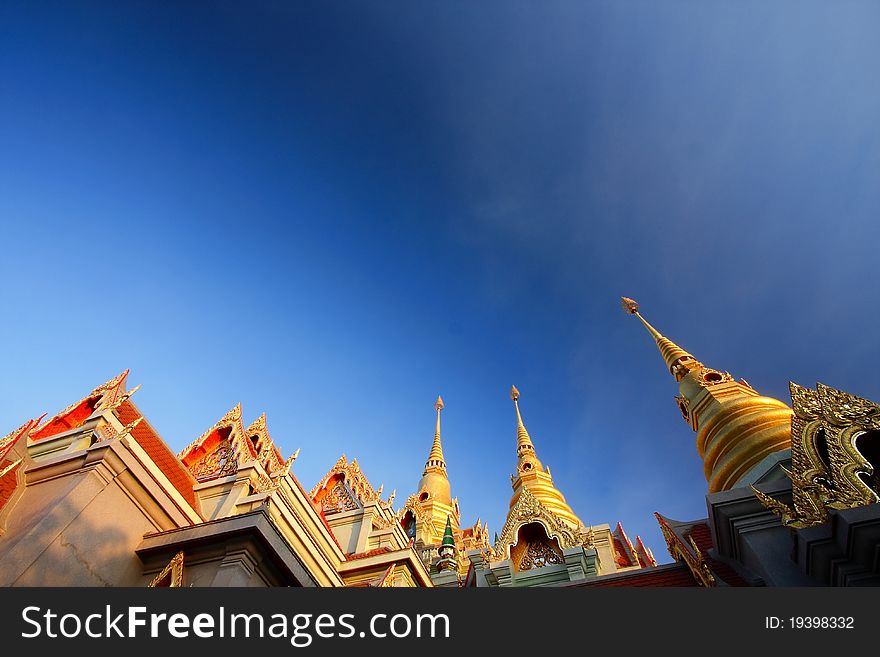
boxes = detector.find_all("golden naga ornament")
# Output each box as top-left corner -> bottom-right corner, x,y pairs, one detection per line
655,515 -> 716,587
753,382 -> 880,529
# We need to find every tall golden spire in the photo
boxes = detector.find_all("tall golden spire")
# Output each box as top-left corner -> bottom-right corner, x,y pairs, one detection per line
621,297 -> 696,380
507,386 -> 581,529
425,395 -> 446,471
416,395 -> 452,506
510,385 -> 542,471
622,296 -> 792,493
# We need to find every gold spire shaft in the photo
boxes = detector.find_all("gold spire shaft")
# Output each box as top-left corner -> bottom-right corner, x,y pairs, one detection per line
416,395 -> 453,522
425,395 -> 446,471
621,295 -> 792,493
621,297 -> 695,378
510,385 -> 535,454
506,385 -> 581,529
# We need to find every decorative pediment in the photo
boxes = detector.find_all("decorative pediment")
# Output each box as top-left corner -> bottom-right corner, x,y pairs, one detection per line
30,370 -> 130,441
315,475 -> 361,514
753,382 -> 880,529
399,494 -> 430,522
148,551 -> 184,588
310,455 -> 382,508
244,413 -> 288,476
179,404 -> 256,482
492,487 -> 581,560
376,563 -> 396,587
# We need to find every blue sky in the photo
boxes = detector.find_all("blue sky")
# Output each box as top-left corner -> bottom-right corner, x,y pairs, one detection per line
2,1 -> 879,562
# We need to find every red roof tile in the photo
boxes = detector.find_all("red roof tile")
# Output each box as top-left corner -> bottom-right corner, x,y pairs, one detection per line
117,400 -> 200,514
573,563 -> 700,587
347,546 -> 394,560
0,461 -> 22,512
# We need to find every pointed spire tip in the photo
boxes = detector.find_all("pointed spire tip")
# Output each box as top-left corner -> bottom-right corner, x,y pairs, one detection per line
435,395 -> 444,411
510,385 -> 520,401
621,296 -> 640,314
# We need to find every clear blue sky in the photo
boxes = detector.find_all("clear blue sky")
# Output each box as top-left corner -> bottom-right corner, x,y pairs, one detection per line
2,1 -> 879,562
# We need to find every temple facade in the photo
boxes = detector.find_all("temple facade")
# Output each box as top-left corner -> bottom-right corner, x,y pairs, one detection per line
0,296 -> 878,587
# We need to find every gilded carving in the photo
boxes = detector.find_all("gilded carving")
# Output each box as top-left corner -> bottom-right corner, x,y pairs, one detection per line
377,564 -> 396,587
37,371 -> 130,434
674,395 -> 689,422
96,417 -> 142,443
695,366 -> 734,387
321,480 -> 359,513
103,384 -> 142,412
148,551 -> 184,588
656,516 -> 715,587
178,404 -> 273,482
311,455 -> 381,506
518,540 -> 564,571
493,487 -> 580,559
753,382 -> 880,529
189,438 -> 238,480
178,404 -> 243,459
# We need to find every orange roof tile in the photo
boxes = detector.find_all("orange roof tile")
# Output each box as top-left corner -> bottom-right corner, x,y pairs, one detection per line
117,400 -> 200,514
573,563 -> 700,587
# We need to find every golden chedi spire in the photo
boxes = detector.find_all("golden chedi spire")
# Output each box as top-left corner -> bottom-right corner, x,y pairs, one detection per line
511,385 -> 543,472
507,386 -> 583,529
426,395 -> 446,469
620,297 -> 697,380
417,395 -> 452,506
622,297 -> 792,493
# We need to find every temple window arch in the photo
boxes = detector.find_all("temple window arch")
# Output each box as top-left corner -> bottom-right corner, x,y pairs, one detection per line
401,511 -> 417,540
510,522 -> 564,572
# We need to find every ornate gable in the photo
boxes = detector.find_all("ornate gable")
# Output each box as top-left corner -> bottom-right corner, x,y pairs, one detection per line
179,404 -> 257,482
752,382 -> 880,528
310,455 -> 384,512
244,413 -> 288,476
611,522 -> 639,568
492,486 -> 586,560
635,536 -> 657,568
30,370 -> 130,441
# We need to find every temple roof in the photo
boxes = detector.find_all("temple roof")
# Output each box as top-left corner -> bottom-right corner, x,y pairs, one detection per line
569,561 -> 700,587
31,370 -> 130,441
655,512 -> 750,586
116,397 -> 201,513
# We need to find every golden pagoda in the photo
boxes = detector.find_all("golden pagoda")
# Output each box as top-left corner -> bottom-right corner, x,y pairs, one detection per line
621,296 -> 792,492
400,396 -> 460,545
507,385 -> 582,528
400,396 -> 490,584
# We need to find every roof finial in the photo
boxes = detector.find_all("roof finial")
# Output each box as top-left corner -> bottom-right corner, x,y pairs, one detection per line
621,296 -> 695,379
